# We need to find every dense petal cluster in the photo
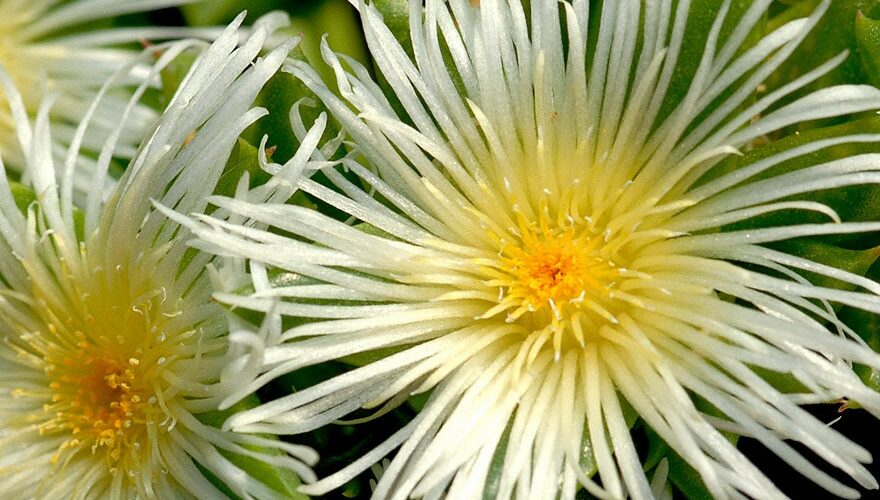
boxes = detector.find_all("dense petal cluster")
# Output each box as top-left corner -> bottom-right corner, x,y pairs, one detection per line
182,0 -> 880,498
0,15 -> 316,498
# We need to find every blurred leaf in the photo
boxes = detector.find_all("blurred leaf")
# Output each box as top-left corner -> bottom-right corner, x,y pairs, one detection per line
340,345 -> 411,367
252,69 -> 313,162
641,396 -> 738,500
212,135 -> 315,226
642,426 -> 670,472
765,0 -> 880,125
214,138 -> 271,198
407,391 -> 431,412
843,305 -> 880,393
481,416 -> 598,500
309,0 -> 370,66
643,426 -> 712,499
374,0 -> 412,56
857,10 -> 880,86
753,365 -> 812,394
770,238 -> 878,291
181,0 -> 317,26
10,181 -> 35,213
666,450 -> 713,500
160,48 -> 198,106
482,418 -> 514,500
704,116 -> 880,249
10,182 -> 85,240
196,394 -> 308,499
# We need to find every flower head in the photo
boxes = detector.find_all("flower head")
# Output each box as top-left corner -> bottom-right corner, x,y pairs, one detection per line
0,14 -> 316,498
187,0 -> 880,498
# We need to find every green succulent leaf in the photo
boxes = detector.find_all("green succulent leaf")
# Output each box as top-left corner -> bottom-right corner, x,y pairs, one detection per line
857,10 -> 880,86
159,48 -> 198,107
196,394 -> 308,499
643,426 -> 712,500
704,116 -> 880,249
10,181 -> 35,213
769,238 -> 878,292
642,426 -> 670,473
765,0 -> 880,126
181,0 -> 308,26
250,66 -> 322,163
10,182 -> 85,240
666,450 -> 713,500
482,416 -> 598,500
214,137 -> 272,198
374,0 -> 413,56
482,418 -> 514,500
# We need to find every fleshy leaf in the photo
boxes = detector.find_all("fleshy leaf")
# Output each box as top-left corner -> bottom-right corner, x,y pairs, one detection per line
642,425 -> 670,473
214,138 -> 272,198
252,69 -> 324,162
482,418 -> 514,500
704,116 -> 880,249
481,416 -> 598,500
644,426 -> 713,500
857,10 -> 880,86
10,181 -> 35,213
196,394 -> 308,499
768,238 -> 878,293
181,0 -> 305,26
374,0 -> 412,56
160,48 -> 198,108
765,0 -> 880,126
10,182 -> 85,240
666,450 -> 713,500
644,429 -> 712,500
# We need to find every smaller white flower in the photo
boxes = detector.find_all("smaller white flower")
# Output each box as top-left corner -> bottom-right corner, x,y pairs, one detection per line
0,13 -> 316,499
0,0 -> 222,195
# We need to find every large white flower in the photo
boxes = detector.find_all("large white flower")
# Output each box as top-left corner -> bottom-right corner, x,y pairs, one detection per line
0,14 -> 317,498
0,0 -> 219,194
184,0 -> 880,498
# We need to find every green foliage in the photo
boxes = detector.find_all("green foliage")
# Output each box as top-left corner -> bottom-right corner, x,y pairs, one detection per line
482,419 -> 514,500
374,0 -> 413,56
10,181 -> 85,240
666,450 -> 713,500
765,0 -> 880,127
197,394 -> 308,499
159,48 -> 199,107
704,116 -> 880,249
181,0 -> 325,26
857,10 -> 880,86
10,181 -> 35,213
249,67 -> 317,163
770,238 -> 878,292
214,138 -> 273,198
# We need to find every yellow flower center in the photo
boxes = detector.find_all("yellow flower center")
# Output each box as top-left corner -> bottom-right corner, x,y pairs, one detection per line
11,271 -> 183,470
476,204 -> 638,358
42,343 -> 151,463
502,227 -> 616,318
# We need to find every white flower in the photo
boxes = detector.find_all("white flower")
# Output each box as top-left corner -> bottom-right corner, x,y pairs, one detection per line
0,14 -> 317,499
184,0 -> 880,498
0,0 -> 217,195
